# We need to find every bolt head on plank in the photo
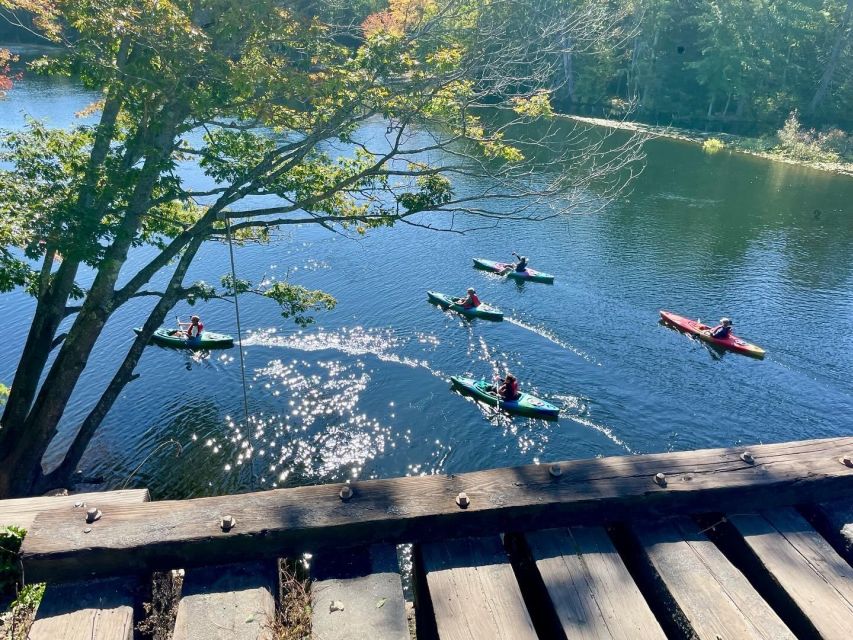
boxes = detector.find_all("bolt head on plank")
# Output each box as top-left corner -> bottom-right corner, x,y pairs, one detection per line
455,492 -> 470,508
549,464 -> 562,478
654,472 -> 667,487
339,485 -> 353,501
841,456 -> 853,468
85,507 -> 102,523
220,515 -> 237,531
741,451 -> 755,464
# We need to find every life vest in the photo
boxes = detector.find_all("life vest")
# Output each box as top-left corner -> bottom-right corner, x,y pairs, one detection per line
502,378 -> 519,400
462,293 -> 480,308
710,325 -> 731,339
187,321 -> 204,338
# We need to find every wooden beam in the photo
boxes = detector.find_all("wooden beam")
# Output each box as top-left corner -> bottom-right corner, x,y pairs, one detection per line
417,536 -> 537,640
21,437 -> 853,582
0,489 -> 149,531
729,508 -> 853,639
311,544 -> 409,640
524,526 -> 666,639
631,517 -> 794,639
28,577 -> 139,640
172,562 -> 277,640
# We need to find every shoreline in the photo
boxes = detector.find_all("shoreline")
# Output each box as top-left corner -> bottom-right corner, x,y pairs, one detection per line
563,114 -> 853,177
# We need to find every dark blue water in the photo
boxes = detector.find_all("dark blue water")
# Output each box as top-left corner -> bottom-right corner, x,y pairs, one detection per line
1,48 -> 851,498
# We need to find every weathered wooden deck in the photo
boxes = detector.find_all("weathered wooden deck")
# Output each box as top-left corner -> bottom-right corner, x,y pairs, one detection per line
4,436 -> 853,639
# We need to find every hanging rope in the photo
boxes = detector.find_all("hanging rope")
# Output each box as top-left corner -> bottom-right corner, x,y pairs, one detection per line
224,216 -> 254,488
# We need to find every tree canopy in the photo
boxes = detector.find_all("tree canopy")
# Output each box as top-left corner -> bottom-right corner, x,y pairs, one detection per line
0,0 -> 642,496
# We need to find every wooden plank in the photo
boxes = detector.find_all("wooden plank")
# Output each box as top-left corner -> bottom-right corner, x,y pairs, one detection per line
418,536 -> 537,640
0,489 -> 149,531
28,577 -> 138,640
808,498 -> 853,562
311,544 -> 409,640
21,437 -> 853,581
729,508 -> 853,639
633,517 -> 794,639
172,562 -> 277,640
525,526 -> 665,639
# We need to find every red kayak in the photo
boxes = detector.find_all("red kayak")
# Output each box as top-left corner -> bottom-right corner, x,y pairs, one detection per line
660,310 -> 766,358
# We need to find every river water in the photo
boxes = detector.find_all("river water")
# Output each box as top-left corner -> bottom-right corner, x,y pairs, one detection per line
1,47 -> 851,498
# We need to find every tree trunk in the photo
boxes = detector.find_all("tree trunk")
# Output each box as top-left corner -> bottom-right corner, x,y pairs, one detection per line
560,34 -> 574,104
0,258 -> 79,436
39,236 -> 204,491
0,41 -> 129,444
809,0 -> 853,114
0,107 -> 185,497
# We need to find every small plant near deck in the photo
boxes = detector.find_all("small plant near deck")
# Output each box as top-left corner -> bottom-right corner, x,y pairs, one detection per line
271,559 -> 312,640
776,111 -> 843,163
0,526 -> 43,640
702,138 -> 725,154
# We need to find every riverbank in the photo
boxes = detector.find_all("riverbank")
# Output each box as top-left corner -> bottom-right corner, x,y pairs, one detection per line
565,114 -> 853,177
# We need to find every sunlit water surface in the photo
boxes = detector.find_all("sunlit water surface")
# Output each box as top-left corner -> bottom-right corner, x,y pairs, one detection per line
0,47 -> 851,498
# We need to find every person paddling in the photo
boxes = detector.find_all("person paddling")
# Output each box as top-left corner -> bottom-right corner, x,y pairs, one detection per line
455,288 -> 480,309
707,317 -> 733,339
488,372 -> 520,401
177,315 -> 204,343
511,252 -> 528,272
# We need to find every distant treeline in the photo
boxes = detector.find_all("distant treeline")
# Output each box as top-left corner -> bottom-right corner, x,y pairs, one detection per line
552,0 -> 853,135
2,0 -> 851,134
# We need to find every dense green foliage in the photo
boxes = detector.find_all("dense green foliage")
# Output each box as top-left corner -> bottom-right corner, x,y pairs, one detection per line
559,0 -> 853,134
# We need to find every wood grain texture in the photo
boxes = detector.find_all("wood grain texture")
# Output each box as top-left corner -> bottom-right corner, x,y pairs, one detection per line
28,577 -> 138,640
419,536 -> 537,640
526,526 -> 665,640
311,544 -> 409,640
729,508 -> 853,639
172,562 -> 277,640
633,517 -> 794,639
21,437 -> 853,582
0,489 -> 149,531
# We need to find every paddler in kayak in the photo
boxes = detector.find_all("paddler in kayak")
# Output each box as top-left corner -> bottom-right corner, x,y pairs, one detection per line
454,288 -> 481,309
176,315 -> 204,344
511,252 -> 529,272
488,372 -> 521,401
706,317 -> 733,339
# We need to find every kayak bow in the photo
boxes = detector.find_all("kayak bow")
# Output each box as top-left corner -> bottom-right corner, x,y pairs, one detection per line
133,327 -> 235,350
427,291 -> 504,321
473,258 -> 555,284
450,376 -> 560,419
659,310 -> 765,358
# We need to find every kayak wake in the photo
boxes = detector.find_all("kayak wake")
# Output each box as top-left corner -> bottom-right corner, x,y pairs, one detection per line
505,317 -> 600,366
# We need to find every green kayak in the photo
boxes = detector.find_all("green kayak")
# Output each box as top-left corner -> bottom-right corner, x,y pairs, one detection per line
133,327 -> 234,349
427,291 -> 504,321
473,258 -> 555,284
450,376 -> 560,419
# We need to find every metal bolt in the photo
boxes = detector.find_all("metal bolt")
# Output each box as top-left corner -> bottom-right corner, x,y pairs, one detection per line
74,501 -> 83,508
83,527 -> 92,534
740,451 -> 755,464
841,456 -> 853,468
339,485 -> 353,501
549,464 -> 562,478
220,515 -> 237,531
455,492 -> 470,508
85,507 -> 102,523
654,472 -> 667,487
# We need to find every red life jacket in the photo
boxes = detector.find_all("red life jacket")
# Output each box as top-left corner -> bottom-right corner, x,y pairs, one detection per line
502,378 -> 519,400
465,293 -> 480,308
187,321 -> 203,338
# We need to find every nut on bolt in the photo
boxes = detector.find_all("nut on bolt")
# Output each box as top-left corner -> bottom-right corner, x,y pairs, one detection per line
654,472 -> 667,487
339,485 -> 353,501
220,515 -> 237,531
455,492 -> 470,508
549,464 -> 562,478
841,456 -> 853,468
85,507 -> 102,523
740,451 -> 755,464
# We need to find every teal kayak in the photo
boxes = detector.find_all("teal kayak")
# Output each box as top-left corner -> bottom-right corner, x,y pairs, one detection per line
133,327 -> 234,349
427,291 -> 504,321
473,258 -> 555,284
450,376 -> 560,419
